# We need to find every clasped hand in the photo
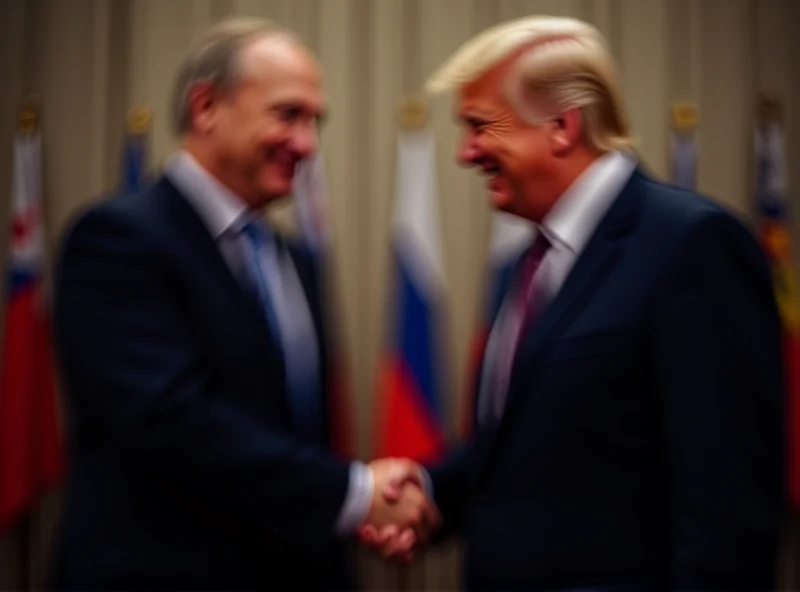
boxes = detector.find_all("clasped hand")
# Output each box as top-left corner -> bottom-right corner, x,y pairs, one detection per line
358,458 -> 440,563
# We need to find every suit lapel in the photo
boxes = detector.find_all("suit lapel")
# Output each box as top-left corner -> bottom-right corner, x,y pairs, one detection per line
471,251 -> 528,428
284,241 -> 326,352
275,236 -> 332,445
479,170 -> 644,466
506,238 -> 618,403
155,177 -> 282,355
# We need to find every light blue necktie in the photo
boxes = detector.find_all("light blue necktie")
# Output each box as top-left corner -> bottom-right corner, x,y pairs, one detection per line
239,220 -> 322,440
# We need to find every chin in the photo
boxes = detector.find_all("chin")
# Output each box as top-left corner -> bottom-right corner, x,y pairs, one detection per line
260,180 -> 292,201
492,195 -> 532,222
490,190 -> 513,211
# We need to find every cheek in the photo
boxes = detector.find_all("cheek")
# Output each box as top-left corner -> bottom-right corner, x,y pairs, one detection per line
217,114 -> 255,155
475,132 -> 509,165
492,138 -> 526,175
505,134 -> 548,176
257,120 -> 291,148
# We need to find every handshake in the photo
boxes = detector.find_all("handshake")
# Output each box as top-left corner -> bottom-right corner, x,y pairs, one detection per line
357,458 -> 441,563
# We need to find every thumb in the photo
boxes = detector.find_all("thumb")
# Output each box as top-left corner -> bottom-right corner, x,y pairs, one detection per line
382,478 -> 402,502
383,461 -> 421,502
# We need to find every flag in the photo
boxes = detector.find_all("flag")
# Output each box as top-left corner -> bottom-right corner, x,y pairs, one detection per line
752,106 -> 800,505
462,212 -> 532,438
0,129 -> 65,533
120,128 -> 147,195
670,103 -> 699,191
374,129 -> 447,463
293,151 -> 354,458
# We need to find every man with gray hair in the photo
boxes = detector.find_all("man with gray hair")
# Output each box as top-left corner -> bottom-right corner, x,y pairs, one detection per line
50,18 -> 437,591
364,15 -> 785,591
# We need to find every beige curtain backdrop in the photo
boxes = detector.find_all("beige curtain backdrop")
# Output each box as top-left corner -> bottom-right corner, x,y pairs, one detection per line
0,0 -> 798,589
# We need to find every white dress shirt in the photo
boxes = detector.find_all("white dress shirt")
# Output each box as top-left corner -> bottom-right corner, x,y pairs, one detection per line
534,149 -> 637,301
164,151 -> 371,536
479,150 -> 637,423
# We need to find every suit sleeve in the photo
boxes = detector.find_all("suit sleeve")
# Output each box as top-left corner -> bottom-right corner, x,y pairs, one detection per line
54,207 -> 352,554
427,440 -> 477,542
653,210 -> 786,590
426,334 -> 493,543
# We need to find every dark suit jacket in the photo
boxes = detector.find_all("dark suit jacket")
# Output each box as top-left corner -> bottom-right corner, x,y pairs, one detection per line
431,168 -> 786,591
50,177 -> 354,591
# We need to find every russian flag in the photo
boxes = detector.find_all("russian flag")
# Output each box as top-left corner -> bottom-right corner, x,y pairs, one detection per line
375,129 -> 447,464
0,131 -> 65,533
293,151 -> 354,459
462,212 -> 532,438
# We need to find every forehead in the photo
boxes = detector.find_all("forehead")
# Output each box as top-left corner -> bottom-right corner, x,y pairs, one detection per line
238,37 -> 325,108
456,66 -> 511,118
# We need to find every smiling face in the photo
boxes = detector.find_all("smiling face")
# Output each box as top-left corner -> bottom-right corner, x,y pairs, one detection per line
455,59 -> 564,223
188,36 -> 326,208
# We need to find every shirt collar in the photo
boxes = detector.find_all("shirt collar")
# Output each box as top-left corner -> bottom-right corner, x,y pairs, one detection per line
164,150 -> 252,239
538,150 -> 637,253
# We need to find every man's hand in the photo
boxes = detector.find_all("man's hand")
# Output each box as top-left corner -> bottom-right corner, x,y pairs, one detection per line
358,458 -> 440,563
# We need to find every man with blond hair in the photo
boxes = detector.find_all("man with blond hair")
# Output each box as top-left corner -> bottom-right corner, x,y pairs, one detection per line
364,15 -> 785,591
50,17 -> 438,591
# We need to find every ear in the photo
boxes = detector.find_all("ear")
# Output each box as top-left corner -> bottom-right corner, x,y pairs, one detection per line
187,82 -> 219,135
549,108 -> 582,156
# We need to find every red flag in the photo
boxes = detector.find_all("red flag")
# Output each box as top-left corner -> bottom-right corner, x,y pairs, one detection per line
0,126 -> 66,533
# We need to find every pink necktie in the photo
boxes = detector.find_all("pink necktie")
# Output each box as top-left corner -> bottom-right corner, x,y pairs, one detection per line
489,232 -> 551,421
513,232 -> 552,351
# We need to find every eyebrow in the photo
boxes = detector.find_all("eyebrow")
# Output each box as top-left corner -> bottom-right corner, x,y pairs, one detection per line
457,102 -> 495,121
458,113 -> 490,126
271,101 -> 328,125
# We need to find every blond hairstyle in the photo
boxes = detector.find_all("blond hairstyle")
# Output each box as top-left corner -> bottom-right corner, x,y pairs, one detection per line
171,17 -> 299,135
426,16 -> 633,153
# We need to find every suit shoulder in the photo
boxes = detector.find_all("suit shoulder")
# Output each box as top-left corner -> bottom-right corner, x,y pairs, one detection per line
636,177 -> 771,292
638,175 -> 758,246
58,185 -> 166,257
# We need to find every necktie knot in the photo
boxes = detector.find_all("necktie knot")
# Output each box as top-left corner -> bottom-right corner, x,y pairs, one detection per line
240,219 -> 272,250
529,231 -> 551,262
519,231 -> 551,291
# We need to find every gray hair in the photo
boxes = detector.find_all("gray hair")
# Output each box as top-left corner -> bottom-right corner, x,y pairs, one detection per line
171,17 -> 296,135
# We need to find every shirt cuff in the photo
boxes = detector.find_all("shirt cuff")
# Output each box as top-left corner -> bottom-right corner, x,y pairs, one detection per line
420,467 -> 434,499
334,461 -> 373,535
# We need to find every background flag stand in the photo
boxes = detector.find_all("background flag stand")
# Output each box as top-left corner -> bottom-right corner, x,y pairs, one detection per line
669,101 -> 699,190
120,106 -> 151,194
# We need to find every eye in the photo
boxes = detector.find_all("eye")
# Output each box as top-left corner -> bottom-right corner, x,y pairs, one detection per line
277,106 -> 301,123
467,118 -> 488,134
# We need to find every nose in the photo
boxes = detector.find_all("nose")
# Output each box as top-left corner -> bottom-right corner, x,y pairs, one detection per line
290,123 -> 318,158
457,132 -> 481,167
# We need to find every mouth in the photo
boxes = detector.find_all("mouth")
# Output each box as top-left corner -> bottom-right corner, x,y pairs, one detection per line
270,155 -> 298,178
481,163 -> 502,190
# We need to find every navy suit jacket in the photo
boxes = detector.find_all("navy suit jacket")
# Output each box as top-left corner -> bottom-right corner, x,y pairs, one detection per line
431,169 -> 786,591
50,177 -> 353,591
